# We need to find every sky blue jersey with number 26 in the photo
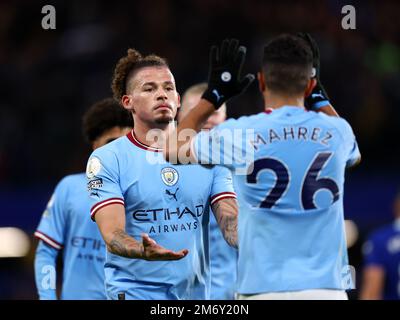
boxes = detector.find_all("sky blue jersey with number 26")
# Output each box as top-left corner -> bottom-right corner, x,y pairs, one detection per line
193,106 -> 361,294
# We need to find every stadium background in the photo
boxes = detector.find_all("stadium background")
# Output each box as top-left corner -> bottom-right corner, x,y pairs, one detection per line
0,0 -> 399,299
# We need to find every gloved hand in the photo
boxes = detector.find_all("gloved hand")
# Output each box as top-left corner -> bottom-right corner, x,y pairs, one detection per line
297,32 -> 330,110
202,39 -> 255,109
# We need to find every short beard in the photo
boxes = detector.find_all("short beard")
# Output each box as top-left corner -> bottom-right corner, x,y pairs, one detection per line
154,116 -> 173,124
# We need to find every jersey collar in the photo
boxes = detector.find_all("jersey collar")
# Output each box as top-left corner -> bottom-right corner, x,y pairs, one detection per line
127,130 -> 162,152
264,105 -> 307,115
264,108 -> 274,114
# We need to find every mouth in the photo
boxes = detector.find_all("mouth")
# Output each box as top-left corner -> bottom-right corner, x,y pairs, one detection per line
154,104 -> 172,111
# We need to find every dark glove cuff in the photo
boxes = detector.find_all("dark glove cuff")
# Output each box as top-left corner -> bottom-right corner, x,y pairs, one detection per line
312,100 -> 331,110
201,88 -> 226,109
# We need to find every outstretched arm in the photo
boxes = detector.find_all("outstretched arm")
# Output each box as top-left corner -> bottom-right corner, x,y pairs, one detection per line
95,204 -> 189,260
164,39 -> 254,164
164,99 -> 215,164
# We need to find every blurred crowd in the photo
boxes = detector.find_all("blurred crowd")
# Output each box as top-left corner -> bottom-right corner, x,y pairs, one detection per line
0,0 -> 399,186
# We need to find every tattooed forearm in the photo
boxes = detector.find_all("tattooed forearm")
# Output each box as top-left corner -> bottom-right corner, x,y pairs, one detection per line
212,199 -> 238,248
220,215 -> 238,248
108,229 -> 143,258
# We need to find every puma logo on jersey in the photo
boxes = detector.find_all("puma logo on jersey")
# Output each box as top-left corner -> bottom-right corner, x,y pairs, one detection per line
166,188 -> 179,201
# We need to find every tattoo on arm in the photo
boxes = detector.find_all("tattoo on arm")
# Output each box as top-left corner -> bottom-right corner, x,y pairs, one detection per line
108,229 -> 143,259
212,198 -> 238,248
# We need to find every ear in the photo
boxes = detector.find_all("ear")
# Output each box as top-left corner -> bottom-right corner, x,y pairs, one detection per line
304,78 -> 317,98
177,93 -> 181,109
257,71 -> 266,92
121,95 -> 135,113
91,140 -> 100,151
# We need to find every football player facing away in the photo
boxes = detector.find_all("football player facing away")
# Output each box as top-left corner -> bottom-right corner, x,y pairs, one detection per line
165,35 -> 361,300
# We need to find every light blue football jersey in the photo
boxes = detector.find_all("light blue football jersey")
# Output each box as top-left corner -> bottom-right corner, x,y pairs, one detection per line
35,173 -> 107,299
193,106 -> 361,294
86,130 -> 236,300
209,211 -> 238,299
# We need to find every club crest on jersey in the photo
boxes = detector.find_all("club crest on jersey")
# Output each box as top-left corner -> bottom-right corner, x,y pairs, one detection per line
86,157 -> 101,179
161,167 -> 179,186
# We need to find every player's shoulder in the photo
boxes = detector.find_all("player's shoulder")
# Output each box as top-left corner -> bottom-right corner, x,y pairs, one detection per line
316,112 -> 354,133
217,112 -> 267,129
60,172 -> 86,184
237,112 -> 270,127
211,164 -> 232,176
90,135 -> 129,159
52,173 -> 86,198
57,172 -> 85,188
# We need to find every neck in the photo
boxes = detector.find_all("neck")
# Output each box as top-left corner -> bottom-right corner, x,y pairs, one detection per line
263,92 -> 305,110
133,120 -> 175,149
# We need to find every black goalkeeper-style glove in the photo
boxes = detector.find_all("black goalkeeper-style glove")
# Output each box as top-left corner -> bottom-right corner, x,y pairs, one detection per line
297,32 -> 330,110
202,39 -> 255,109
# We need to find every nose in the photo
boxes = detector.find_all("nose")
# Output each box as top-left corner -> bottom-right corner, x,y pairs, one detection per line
156,87 -> 168,101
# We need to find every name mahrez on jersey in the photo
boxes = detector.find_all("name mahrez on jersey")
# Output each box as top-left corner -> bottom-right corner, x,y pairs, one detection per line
250,126 -> 333,150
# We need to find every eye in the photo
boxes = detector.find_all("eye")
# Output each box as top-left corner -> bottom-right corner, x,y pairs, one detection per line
143,87 -> 153,92
166,87 -> 174,91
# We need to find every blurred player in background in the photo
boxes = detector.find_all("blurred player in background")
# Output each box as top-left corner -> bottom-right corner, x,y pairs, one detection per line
360,192 -> 400,300
178,83 -> 238,300
86,49 -> 238,300
165,34 -> 361,299
34,98 -> 133,299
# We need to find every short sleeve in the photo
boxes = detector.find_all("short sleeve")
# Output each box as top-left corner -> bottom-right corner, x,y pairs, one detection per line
34,178 -> 70,250
340,119 -> 361,168
86,148 -> 125,221
210,165 -> 236,206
